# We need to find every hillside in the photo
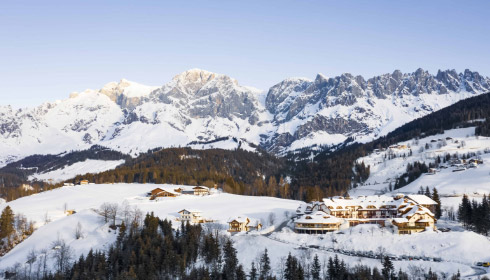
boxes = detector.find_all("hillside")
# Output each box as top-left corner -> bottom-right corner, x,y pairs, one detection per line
350,126 -> 490,210
0,183 -> 488,278
66,148 -> 288,197
290,92 -> 490,200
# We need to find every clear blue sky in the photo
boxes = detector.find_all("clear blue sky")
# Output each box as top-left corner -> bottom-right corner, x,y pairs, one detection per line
1,0 -> 489,107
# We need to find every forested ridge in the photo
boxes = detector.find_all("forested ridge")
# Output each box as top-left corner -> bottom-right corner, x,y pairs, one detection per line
0,145 -> 129,188
68,148 -> 290,197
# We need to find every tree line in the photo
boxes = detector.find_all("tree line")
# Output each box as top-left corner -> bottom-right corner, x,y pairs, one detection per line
458,194 -> 490,235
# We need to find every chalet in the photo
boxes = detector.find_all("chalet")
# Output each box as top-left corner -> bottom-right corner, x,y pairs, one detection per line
148,188 -> 180,200
228,216 -> 262,232
79,180 -> 89,185
178,209 -> 205,224
294,211 -> 342,234
63,183 -> 75,187
392,204 -> 436,234
175,186 -> 210,196
295,194 -> 437,234
66,210 -> 76,216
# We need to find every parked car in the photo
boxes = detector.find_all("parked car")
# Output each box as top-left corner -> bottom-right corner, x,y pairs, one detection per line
476,262 -> 483,266
483,262 -> 490,267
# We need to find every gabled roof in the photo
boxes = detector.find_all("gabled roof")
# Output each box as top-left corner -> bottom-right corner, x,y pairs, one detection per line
402,204 -> 434,218
179,209 -> 202,214
228,216 -> 249,224
406,195 -> 437,205
153,189 -> 180,196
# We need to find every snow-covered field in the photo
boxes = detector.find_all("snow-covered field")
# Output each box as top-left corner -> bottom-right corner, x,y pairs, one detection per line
0,183 -> 489,278
28,159 -> 125,183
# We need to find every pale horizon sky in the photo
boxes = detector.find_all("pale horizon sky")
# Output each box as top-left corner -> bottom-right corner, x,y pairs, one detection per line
1,0 -> 489,107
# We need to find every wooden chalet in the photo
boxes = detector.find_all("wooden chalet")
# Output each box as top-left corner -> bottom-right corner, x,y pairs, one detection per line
79,180 -> 89,185
392,204 -> 436,234
148,188 -> 180,200
228,216 -> 262,232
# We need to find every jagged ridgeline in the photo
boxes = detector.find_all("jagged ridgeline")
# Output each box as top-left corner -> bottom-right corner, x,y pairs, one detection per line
291,92 -> 490,200
67,148 -> 288,196
2,93 -> 490,201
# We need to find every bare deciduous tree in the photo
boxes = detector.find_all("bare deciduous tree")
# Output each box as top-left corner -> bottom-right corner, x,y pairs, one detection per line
26,248 -> 37,279
121,200 -> 132,226
51,237 -> 73,274
108,203 -> 119,226
268,213 -> 276,226
98,202 -> 112,223
43,211 -> 51,225
75,222 -> 83,239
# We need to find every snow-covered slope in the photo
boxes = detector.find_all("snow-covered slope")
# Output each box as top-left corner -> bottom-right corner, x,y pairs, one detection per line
28,159 -> 125,183
1,183 -> 489,277
1,68 -> 488,165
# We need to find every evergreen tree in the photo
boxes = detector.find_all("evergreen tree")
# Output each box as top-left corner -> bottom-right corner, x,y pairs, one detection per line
236,264 -> 246,280
381,256 -> 394,280
458,194 -> 472,228
432,188 -> 442,219
223,239 -> 238,280
311,254 -> 321,280
117,221 -> 126,245
0,206 -> 15,239
424,186 -> 431,197
260,248 -> 271,279
250,261 -> 258,280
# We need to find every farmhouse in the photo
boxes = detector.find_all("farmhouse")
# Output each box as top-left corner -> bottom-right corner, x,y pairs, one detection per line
393,204 -> 436,234
228,216 -> 262,232
178,209 -> 205,224
148,188 -> 180,200
296,194 -> 437,234
174,186 -> 210,196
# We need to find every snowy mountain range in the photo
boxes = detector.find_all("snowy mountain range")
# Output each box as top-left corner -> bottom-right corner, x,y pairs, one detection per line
1,68 -> 489,166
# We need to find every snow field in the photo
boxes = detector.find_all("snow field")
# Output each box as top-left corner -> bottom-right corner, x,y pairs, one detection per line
28,159 -> 125,183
